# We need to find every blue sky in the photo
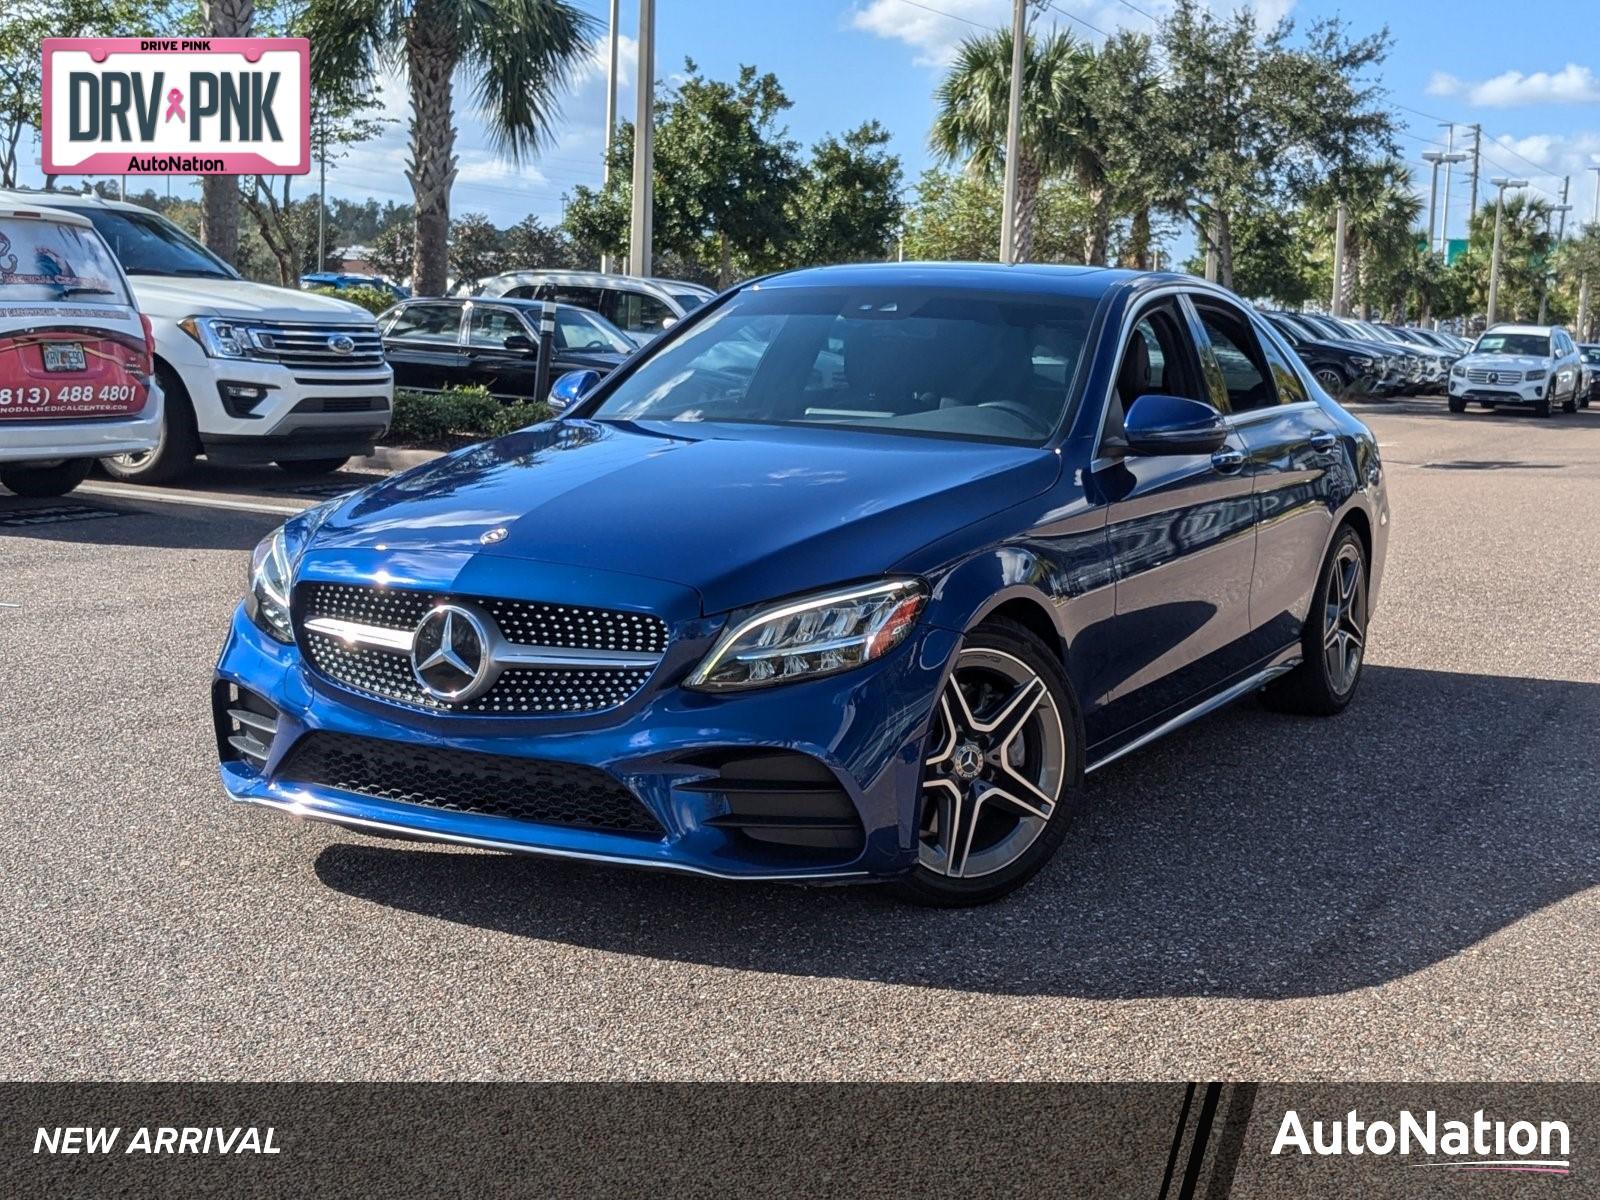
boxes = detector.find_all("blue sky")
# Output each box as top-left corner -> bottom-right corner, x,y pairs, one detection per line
22,0 -> 1600,251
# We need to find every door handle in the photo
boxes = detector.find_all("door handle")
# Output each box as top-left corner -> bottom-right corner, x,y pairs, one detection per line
1309,431 -> 1337,452
1210,448 -> 1245,474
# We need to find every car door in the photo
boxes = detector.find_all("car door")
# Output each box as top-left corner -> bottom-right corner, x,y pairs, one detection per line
464,303 -> 540,398
381,302 -> 464,392
1553,329 -> 1581,402
1084,295 -> 1258,747
1189,294 -> 1341,660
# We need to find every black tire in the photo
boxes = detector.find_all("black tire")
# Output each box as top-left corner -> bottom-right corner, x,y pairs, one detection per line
1534,397 -> 1552,418
1262,525 -> 1369,717
99,364 -> 198,484
1561,385 -> 1578,414
1312,366 -> 1347,397
894,617 -> 1086,907
275,457 -> 350,476
1447,395 -> 1467,413
0,458 -> 94,498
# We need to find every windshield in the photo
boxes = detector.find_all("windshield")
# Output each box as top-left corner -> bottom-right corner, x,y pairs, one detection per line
1474,332 -> 1549,357
590,285 -> 1099,445
1583,347 -> 1600,363
557,306 -> 634,354
79,207 -> 236,279
0,216 -> 131,304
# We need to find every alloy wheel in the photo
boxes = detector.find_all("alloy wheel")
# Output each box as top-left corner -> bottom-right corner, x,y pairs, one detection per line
1323,541 -> 1367,695
1313,367 -> 1344,394
918,647 -> 1067,879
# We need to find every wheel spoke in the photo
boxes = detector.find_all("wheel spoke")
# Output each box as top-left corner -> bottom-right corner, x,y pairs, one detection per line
924,693 -> 958,769
980,781 -> 1053,823
974,676 -> 1045,742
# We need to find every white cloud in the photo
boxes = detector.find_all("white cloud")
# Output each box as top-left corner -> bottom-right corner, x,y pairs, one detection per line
1432,62 -> 1600,108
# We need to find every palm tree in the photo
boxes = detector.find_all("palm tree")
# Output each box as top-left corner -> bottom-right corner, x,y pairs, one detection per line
931,28 -> 1091,263
307,0 -> 594,295
200,0 -> 254,265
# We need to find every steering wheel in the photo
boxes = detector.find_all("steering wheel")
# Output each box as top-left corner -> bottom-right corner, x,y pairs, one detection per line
978,399 -> 1054,436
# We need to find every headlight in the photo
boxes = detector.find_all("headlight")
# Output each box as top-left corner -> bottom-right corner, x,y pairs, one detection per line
1451,363 -> 1466,377
180,316 -> 265,360
242,498 -> 345,643
687,579 -> 927,691
1526,368 -> 1548,381
245,527 -> 293,642
1350,355 -> 1373,369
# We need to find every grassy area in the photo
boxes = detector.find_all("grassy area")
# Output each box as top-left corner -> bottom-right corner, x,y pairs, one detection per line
387,386 -> 553,449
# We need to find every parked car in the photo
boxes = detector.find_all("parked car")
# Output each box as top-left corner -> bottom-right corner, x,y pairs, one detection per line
1578,344 -> 1600,408
378,297 -> 632,400
472,270 -> 716,343
215,264 -> 1388,906
1261,311 -> 1387,395
1346,320 -> 1447,392
1447,324 -> 1584,417
0,198 -> 161,496
301,271 -> 410,300
0,189 -> 392,481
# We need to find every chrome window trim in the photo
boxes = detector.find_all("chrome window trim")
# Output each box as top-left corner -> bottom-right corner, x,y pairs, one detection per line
1090,283 -> 1205,466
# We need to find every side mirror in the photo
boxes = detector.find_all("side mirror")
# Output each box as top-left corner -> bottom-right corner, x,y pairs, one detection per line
660,316 -> 678,331
548,368 -> 601,414
503,333 -> 535,353
1123,394 -> 1228,456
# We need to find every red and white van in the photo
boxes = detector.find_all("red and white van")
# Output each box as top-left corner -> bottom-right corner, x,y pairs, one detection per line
0,198 -> 160,497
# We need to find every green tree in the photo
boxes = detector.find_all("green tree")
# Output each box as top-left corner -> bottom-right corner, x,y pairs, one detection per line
1191,205 -> 1321,306
901,169 -> 1092,264
1553,224 -> 1600,339
306,0 -> 594,295
930,27 -> 1090,263
448,212 -> 504,288
1458,193 -> 1554,322
367,221 -> 415,283
564,62 -> 803,285
786,122 -> 903,266
501,214 -> 585,270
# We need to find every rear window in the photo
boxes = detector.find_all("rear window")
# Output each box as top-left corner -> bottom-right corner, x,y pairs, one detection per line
0,217 -> 131,305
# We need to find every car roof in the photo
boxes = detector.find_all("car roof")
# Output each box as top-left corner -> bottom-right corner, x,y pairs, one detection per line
0,194 -> 95,228
481,269 -> 713,297
0,187 -> 151,217
1483,324 -> 1558,335
746,261 -> 1255,307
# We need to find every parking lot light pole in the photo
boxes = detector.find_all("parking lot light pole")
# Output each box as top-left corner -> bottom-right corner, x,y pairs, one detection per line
1423,150 -> 1469,254
627,0 -> 655,278
1486,177 -> 1527,326
998,0 -> 1026,264
600,0 -> 619,274
1331,202 -> 1348,315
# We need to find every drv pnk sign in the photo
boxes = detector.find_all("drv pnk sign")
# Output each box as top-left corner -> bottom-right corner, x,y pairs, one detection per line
42,38 -> 309,176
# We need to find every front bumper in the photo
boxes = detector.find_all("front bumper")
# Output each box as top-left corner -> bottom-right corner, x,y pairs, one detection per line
0,382 -> 162,464
1449,381 -> 1547,406
215,602 -> 958,882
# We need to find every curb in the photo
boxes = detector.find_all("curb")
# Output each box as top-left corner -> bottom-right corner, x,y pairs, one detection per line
350,446 -> 447,474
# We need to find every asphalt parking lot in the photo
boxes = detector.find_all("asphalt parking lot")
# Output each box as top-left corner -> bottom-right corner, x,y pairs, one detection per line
2,395 -> 1597,1082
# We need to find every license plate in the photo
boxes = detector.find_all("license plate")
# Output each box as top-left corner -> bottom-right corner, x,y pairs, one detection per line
43,343 -> 86,372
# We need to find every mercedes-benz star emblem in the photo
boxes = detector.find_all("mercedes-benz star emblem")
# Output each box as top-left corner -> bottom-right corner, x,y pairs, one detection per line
411,604 -> 494,703
480,526 -> 508,544
952,741 -> 984,781
1488,371 -> 1499,384
327,333 -> 356,355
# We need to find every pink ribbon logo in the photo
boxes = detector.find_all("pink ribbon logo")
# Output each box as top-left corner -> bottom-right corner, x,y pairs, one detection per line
164,88 -> 185,123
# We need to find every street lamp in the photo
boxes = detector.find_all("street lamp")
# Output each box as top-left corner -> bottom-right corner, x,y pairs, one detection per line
1422,150 -> 1469,254
998,0 -> 1027,264
1538,202 -> 1573,323
1486,177 -> 1528,326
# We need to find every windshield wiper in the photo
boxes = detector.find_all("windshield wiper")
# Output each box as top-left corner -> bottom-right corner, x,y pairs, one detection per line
57,285 -> 117,298
127,267 -> 231,279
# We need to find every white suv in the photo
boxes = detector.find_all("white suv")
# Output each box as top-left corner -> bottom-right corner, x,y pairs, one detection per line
1448,323 -> 1584,418
0,199 -> 160,496
0,190 -> 393,481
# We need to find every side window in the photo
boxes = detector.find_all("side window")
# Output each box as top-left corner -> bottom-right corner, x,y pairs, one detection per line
1251,315 -> 1309,404
613,291 -> 675,335
543,284 -> 605,311
467,305 -> 529,348
386,303 -> 462,342
1193,301 -> 1279,413
1105,299 -> 1201,443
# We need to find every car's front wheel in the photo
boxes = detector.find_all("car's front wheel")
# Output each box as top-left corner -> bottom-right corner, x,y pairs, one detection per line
1447,395 -> 1467,413
1262,525 -> 1368,716
1312,366 -> 1347,396
100,365 -> 198,484
0,458 -> 94,498
896,619 -> 1084,907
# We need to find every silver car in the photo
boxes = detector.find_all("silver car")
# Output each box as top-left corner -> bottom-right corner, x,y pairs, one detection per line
470,270 -> 715,344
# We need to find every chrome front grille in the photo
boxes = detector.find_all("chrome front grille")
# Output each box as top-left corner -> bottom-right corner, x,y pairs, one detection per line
296,582 -> 668,715
250,321 -> 386,371
1466,366 -> 1522,384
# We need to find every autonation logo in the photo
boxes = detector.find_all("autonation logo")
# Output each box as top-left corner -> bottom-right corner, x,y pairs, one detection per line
1272,1108 -> 1571,1176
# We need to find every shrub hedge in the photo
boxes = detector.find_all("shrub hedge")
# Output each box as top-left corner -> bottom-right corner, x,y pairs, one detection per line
389,386 -> 553,447
305,285 -> 401,315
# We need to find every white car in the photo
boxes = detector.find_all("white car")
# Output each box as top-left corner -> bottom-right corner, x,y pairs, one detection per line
471,269 -> 715,343
0,198 -> 161,497
1448,323 -> 1584,418
0,190 -> 393,481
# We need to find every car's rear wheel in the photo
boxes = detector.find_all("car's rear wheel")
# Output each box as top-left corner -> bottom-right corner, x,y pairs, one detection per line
100,365 -> 198,484
275,457 -> 350,476
896,619 -> 1084,907
0,458 -> 94,498
1262,525 -> 1368,716
1561,383 -> 1578,414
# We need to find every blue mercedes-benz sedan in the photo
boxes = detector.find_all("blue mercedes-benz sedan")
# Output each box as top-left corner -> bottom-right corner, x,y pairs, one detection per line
214,263 -> 1388,905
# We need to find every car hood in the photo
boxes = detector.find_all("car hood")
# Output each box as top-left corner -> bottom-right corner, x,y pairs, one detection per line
555,349 -> 629,372
315,419 -> 1060,614
1458,354 -> 1550,373
129,276 -> 372,322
